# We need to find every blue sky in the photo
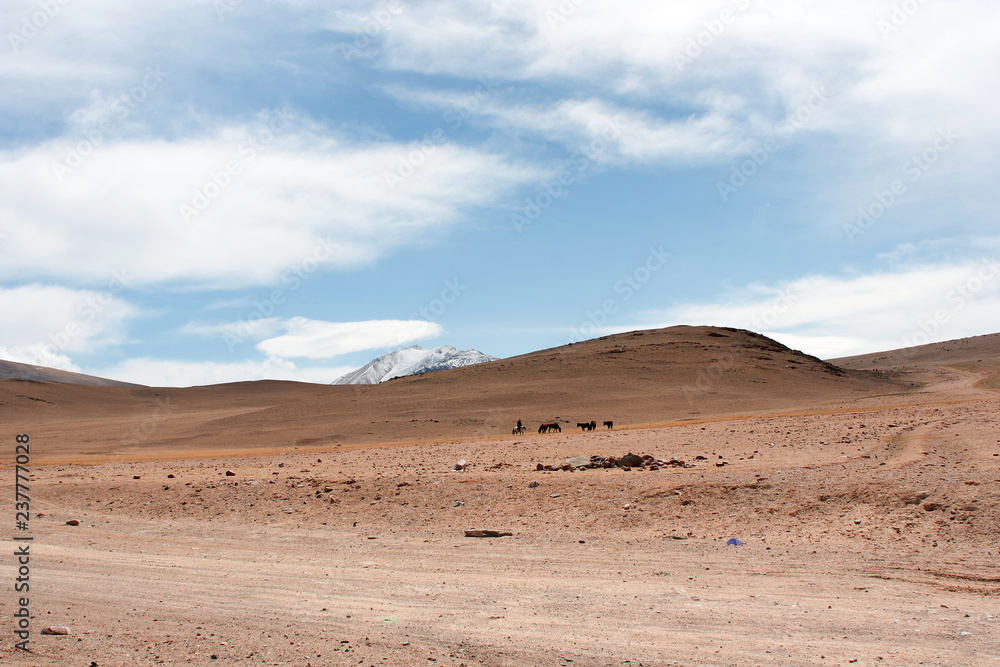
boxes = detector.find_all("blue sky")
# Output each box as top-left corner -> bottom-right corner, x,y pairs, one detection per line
1,0 -> 998,386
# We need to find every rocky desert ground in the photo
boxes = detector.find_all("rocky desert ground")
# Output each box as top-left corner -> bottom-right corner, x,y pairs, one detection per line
2,327 -> 998,666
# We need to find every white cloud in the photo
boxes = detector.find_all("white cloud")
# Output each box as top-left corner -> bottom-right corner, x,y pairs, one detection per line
391,92 -> 751,164
256,317 -> 443,359
180,318 -> 283,342
0,114 -> 540,288
380,1 -> 1000,153
96,355 -> 354,388
0,283 -> 136,356
0,343 -> 80,371
634,256 -> 1000,358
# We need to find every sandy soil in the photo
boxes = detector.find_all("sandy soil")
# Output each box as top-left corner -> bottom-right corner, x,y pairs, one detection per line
2,330 -> 999,665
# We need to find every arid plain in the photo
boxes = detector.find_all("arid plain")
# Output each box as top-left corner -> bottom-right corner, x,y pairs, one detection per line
2,326 -> 998,666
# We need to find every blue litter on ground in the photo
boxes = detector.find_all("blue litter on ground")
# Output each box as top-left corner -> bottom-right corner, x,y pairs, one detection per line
727,538 -> 742,546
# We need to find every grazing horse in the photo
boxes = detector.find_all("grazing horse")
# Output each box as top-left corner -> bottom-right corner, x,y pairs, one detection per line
589,420 -> 597,431
538,423 -> 548,434
540,422 -> 561,433
604,420 -> 613,429
577,422 -> 590,431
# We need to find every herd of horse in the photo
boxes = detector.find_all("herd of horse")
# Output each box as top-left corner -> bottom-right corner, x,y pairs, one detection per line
512,420 -> 613,435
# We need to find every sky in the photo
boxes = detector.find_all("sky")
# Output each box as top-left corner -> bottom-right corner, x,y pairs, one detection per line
0,0 -> 998,387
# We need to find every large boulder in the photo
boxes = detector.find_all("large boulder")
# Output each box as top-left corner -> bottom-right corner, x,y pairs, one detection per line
618,453 -> 645,468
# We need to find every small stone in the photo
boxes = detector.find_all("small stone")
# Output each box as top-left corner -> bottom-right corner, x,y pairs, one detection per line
923,502 -> 943,511
528,481 -> 539,488
225,470 -> 236,476
133,475 -> 141,479
167,474 -> 175,479
41,625 -> 71,635
66,519 -> 80,526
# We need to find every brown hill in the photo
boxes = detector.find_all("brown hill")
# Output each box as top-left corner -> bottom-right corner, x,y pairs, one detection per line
0,358 -> 141,386
1,326 -> 903,463
831,331 -> 1000,392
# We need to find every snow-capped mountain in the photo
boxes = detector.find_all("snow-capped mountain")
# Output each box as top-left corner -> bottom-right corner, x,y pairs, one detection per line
333,345 -> 498,385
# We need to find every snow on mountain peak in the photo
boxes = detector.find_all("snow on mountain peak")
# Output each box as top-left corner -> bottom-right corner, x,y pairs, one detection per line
333,345 -> 497,385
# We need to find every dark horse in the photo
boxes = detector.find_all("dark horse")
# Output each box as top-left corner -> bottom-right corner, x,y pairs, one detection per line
577,421 -> 598,431
539,422 -> 561,433
604,420 -> 614,429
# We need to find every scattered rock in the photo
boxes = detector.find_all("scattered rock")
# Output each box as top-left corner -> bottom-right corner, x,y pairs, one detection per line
66,519 -> 80,526
464,530 -> 512,538
454,460 -> 467,471
167,474 -> 175,479
923,502 -> 943,511
225,470 -> 236,476
133,475 -> 141,479
40,626 -> 71,635
527,481 -> 539,488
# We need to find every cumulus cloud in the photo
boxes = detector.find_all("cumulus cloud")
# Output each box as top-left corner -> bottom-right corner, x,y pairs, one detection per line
0,283 -> 136,357
0,343 -> 80,371
0,113 -> 540,288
